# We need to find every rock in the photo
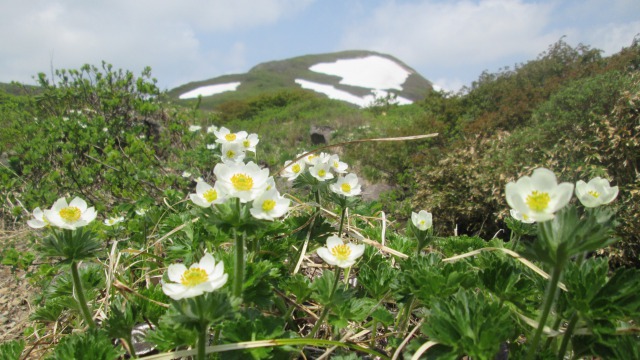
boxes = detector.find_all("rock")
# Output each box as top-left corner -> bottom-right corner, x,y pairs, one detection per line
310,125 -> 333,145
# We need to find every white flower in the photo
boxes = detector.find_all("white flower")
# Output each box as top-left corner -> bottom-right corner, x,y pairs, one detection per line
250,189 -> 291,221
162,253 -> 228,300
575,177 -> 619,208
328,154 -> 348,174
135,208 -> 148,216
104,216 -> 125,226
214,127 -> 247,145
206,143 -> 217,150
330,173 -> 362,197
189,181 -> 227,207
242,133 -> 259,153
265,176 -> 276,191
102,127 -> 108,132
182,171 -> 192,178
411,210 -> 433,231
188,125 -> 202,132
44,197 -> 97,230
195,177 -> 204,183
206,125 -> 218,134
27,207 -> 48,229
213,161 -> 270,203
510,209 -> 535,224
316,236 -> 365,268
281,159 -> 306,181
221,142 -> 246,163
505,168 -> 574,222
309,162 -> 334,182
302,151 -> 327,165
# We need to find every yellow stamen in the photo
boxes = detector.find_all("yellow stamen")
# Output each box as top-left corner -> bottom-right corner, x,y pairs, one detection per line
225,133 -> 237,141
226,150 -> 236,158
526,191 -> 551,212
588,190 -> 600,198
203,189 -> 218,203
341,183 -> 351,193
292,163 -> 301,174
243,139 -> 250,148
180,268 -> 208,287
59,206 -> 81,223
331,244 -> 352,261
262,199 -> 276,211
231,173 -> 254,191
318,169 -> 326,178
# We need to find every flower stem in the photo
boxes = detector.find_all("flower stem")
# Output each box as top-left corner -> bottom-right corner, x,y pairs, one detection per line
70,260 -> 96,329
308,268 -> 341,338
233,229 -> 245,299
557,312 -> 579,360
527,263 -> 564,359
338,207 -> 347,237
198,321 -> 207,360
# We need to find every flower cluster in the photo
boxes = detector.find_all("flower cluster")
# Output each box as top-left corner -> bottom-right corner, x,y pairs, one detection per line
282,151 -> 362,197
189,128 -> 290,221
506,168 -> 619,223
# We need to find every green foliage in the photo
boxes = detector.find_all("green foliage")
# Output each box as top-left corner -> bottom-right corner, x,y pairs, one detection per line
47,329 -> 123,360
0,340 -> 25,360
423,289 -> 515,360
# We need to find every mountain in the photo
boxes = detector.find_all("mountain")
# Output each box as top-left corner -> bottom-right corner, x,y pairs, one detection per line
167,50 -> 434,109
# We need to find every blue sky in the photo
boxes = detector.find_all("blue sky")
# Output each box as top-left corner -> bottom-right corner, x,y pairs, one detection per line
1,0 -> 639,92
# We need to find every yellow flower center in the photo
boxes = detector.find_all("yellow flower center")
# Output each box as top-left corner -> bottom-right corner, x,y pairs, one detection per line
318,169 -> 326,178
203,189 -> 218,203
59,206 -> 82,223
526,191 -> 551,212
588,190 -> 600,198
262,199 -> 276,211
231,173 -> 254,191
307,155 -> 317,162
341,183 -> 351,193
225,133 -> 237,141
243,139 -> 250,148
419,220 -> 426,226
331,244 -> 352,261
292,163 -> 301,174
226,150 -> 236,158
180,267 -> 208,287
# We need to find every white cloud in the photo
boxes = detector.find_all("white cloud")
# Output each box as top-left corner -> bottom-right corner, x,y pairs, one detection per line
0,0 -> 314,87
340,0 -> 558,69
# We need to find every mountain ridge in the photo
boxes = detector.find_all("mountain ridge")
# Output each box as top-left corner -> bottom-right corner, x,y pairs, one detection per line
167,50 -> 434,108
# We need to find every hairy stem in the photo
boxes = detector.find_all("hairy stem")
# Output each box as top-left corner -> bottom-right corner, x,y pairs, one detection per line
70,260 -> 96,329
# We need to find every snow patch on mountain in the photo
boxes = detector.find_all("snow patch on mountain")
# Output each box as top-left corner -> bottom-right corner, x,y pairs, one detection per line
308,56 -> 411,90
296,55 -> 414,107
179,82 -> 241,99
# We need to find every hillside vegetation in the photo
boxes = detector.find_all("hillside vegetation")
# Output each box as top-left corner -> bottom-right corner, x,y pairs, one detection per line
1,39 -> 639,359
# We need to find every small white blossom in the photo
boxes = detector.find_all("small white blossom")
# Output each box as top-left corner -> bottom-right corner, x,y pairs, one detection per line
242,133 -> 259,153
44,197 -> 97,230
328,154 -> 348,174
206,143 -> 217,150
281,159 -> 306,181
214,161 -> 270,203
575,177 -> 619,208
510,209 -> 535,224
330,173 -> 362,197
221,142 -> 246,163
162,253 -> 228,300
182,171 -> 191,178
506,168 -> 574,222
27,207 -> 48,229
189,181 -> 227,207
104,216 -> 125,226
250,189 -> 291,221
188,125 -> 202,132
309,162 -> 334,182
214,127 -> 248,145
206,125 -> 218,134
411,210 -> 433,231
316,236 -> 365,268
